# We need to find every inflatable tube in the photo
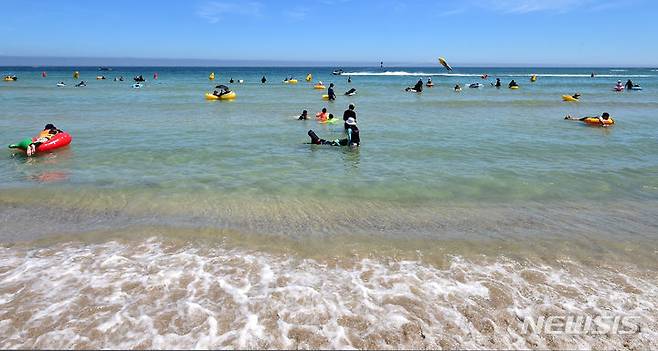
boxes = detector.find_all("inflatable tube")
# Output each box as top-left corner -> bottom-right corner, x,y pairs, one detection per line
426,83 -> 434,87
630,85 -> 643,91
9,132 -> 72,154
509,86 -> 519,89
3,76 -> 17,81
562,95 -> 579,102
205,91 -> 236,100
583,117 -> 614,126
56,83 -> 66,87
305,74 -> 312,82
209,72 -> 215,80
288,79 -> 298,84
313,84 -> 326,90
530,75 -> 537,82
322,94 -> 330,100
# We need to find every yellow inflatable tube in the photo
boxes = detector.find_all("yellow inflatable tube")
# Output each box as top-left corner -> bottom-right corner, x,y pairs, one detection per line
322,94 -> 329,100
583,117 -> 614,126
314,84 -> 326,90
286,79 -> 298,84
562,95 -> 579,102
509,86 -> 519,89
205,91 -> 236,100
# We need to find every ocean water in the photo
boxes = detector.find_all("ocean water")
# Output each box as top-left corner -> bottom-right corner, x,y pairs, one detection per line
0,66 -> 657,349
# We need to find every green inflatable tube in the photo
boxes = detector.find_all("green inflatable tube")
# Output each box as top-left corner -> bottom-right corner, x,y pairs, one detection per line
8,138 -> 33,150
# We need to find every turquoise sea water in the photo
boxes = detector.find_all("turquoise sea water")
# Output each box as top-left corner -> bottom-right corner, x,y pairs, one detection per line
0,66 -> 657,348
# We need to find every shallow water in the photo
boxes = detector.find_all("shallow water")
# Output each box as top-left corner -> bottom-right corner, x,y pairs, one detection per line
0,66 -> 657,348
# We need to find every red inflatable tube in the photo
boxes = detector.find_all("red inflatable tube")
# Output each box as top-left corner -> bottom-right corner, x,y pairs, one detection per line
34,132 -> 72,153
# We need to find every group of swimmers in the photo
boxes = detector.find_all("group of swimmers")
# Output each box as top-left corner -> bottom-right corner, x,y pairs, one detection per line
299,103 -> 360,147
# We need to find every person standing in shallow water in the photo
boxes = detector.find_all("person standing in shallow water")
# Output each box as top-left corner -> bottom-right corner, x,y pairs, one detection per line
328,83 -> 336,101
261,76 -> 266,83
343,103 -> 356,130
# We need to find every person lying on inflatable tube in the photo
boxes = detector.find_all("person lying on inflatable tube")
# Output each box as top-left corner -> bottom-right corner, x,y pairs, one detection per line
564,112 -> 614,126
213,85 -> 232,98
9,124 -> 65,156
307,117 -> 360,147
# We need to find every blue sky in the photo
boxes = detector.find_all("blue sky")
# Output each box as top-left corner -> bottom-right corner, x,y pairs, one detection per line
0,0 -> 656,66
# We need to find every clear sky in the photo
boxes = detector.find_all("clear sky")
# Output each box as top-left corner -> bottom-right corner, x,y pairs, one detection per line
1,0 -> 656,66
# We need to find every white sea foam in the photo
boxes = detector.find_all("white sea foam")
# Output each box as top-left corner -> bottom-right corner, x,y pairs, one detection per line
341,71 -> 654,78
0,240 -> 655,349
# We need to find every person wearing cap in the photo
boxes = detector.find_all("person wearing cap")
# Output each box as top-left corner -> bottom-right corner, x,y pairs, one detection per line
307,117 -> 360,147
342,103 -> 357,130
327,83 -> 336,101
26,124 -> 62,156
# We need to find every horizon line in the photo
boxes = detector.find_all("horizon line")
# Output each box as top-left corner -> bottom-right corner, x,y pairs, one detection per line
0,55 -> 655,68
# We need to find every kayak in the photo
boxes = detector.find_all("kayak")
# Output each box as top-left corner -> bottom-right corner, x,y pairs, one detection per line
205,91 -> 236,100
562,95 -> 579,102
583,117 -> 614,126
9,132 -> 72,154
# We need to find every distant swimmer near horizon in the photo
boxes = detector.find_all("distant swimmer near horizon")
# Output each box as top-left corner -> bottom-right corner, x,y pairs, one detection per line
261,76 -> 267,83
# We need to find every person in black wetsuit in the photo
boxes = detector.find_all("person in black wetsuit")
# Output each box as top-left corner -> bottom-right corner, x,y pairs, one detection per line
508,79 -> 519,88
494,78 -> 501,88
344,88 -> 357,96
261,76 -> 266,83
406,79 -> 423,92
625,79 -> 634,90
347,76 -> 352,83
342,103 -> 356,129
298,110 -> 309,120
307,117 -> 360,147
328,83 -> 336,101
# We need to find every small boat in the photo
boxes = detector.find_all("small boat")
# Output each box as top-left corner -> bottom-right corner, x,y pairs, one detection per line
332,69 -> 344,75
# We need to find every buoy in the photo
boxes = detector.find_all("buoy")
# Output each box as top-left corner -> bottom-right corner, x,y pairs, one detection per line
209,72 -> 215,80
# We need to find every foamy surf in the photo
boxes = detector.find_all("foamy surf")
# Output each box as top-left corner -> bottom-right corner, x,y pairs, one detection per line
341,71 -> 654,78
0,238 -> 655,349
